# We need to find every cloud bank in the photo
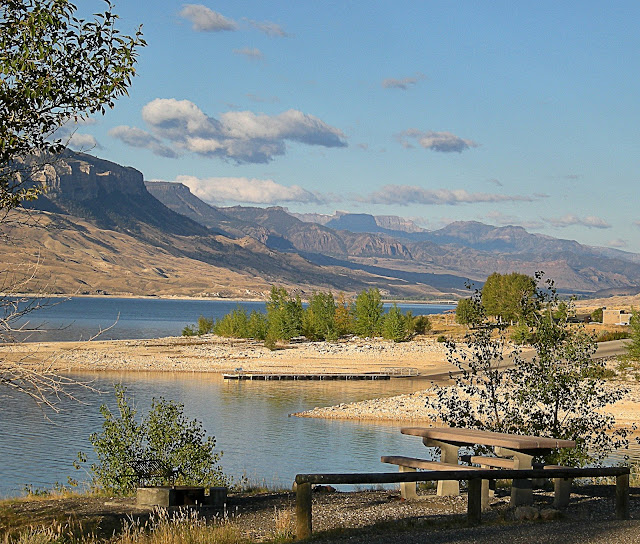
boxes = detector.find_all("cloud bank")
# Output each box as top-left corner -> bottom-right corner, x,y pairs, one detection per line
360,185 -> 537,206
110,98 -> 347,163
546,214 -> 611,229
398,129 -> 479,153
176,175 -> 333,205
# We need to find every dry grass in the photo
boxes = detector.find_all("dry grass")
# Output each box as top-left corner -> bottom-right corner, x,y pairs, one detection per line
3,509 -> 252,544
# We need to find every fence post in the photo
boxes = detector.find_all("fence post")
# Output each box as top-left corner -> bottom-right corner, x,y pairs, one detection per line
615,473 -> 630,520
296,481 -> 313,539
467,478 -> 482,525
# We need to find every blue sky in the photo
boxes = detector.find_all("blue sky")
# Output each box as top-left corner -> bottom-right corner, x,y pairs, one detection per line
69,1 -> 640,251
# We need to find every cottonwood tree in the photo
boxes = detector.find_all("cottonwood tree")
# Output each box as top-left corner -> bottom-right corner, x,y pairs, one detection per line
428,273 -> 633,466
0,0 -> 144,408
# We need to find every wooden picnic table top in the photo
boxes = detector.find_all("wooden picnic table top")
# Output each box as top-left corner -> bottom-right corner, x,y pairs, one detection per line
401,427 -> 576,451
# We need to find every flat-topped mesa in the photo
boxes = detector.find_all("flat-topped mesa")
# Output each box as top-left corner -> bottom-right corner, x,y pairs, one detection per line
33,151 -> 147,201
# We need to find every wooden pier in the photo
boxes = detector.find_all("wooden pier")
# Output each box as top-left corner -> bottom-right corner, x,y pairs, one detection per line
223,368 -> 418,381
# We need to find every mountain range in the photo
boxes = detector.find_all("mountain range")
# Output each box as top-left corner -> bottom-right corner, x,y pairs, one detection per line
3,151 -> 640,300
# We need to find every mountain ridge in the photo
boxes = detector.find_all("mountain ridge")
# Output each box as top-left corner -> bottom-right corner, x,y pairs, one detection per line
4,151 -> 639,298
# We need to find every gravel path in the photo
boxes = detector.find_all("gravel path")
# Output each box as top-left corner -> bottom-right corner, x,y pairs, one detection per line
228,484 -> 639,543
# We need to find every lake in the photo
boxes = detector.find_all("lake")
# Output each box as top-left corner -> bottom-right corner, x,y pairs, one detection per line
0,372 -> 434,498
1,297 -> 454,498
12,297 -> 453,342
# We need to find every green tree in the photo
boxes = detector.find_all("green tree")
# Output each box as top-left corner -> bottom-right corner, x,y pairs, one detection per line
352,288 -> 384,337
82,385 -> 226,495
381,304 -> 411,342
302,291 -> 337,341
429,273 -> 631,466
265,286 -> 303,342
1,0 -> 145,210
455,297 -> 483,327
213,308 -> 249,338
334,292 -> 353,336
481,272 -> 537,324
623,308 -> 640,363
591,307 -> 604,323
1,0 -> 144,407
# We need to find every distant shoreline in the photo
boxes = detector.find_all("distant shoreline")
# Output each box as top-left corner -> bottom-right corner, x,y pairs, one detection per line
2,292 -> 458,305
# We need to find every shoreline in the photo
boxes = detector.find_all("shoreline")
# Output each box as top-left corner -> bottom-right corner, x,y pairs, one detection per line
2,292 -> 459,304
2,334 -> 638,434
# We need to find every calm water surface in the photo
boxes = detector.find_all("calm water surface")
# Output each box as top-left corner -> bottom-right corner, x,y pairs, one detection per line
14,298 -> 453,342
0,372 -> 435,498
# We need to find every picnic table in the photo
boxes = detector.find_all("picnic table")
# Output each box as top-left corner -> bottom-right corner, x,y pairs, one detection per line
396,426 -> 576,505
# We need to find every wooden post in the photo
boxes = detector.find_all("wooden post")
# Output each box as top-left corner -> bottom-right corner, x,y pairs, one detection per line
296,482 -> 313,539
467,478 -> 483,525
615,473 -> 630,520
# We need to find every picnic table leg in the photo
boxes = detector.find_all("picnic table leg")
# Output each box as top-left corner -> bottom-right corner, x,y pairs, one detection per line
399,466 -> 418,499
496,447 -> 533,506
467,477 -> 483,525
424,438 -> 460,496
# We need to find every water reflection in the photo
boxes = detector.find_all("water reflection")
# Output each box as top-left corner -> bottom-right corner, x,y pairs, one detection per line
3,371 -> 636,499
0,372 -> 432,497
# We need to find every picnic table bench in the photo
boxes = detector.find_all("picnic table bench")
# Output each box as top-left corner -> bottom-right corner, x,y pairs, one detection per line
385,427 -> 576,506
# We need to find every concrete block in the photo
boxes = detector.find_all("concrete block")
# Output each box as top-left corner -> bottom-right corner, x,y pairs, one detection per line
205,487 -> 227,507
136,486 -> 174,507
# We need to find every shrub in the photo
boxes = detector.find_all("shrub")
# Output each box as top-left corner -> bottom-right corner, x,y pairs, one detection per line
596,330 -> 630,342
197,316 -> 214,335
413,315 -> 432,335
79,385 -> 227,495
214,308 -> 249,338
436,335 -> 447,342
247,310 -> 268,340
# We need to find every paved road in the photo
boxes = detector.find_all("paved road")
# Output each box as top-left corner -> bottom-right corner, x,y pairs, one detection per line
419,339 -> 630,383
594,338 -> 630,359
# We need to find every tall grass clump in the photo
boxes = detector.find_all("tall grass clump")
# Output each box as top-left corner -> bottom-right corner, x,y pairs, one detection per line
116,509 -> 247,544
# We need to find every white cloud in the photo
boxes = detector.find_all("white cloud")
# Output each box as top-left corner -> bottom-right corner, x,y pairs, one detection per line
247,19 -> 289,37
233,47 -> 264,61
52,119 -> 100,150
382,73 -> 425,90
608,238 -> 628,248
398,129 -> 479,153
179,4 -> 237,32
68,133 -> 100,151
176,175 -> 335,205
546,214 -> 611,229
360,185 -> 538,206
109,125 -> 178,158
121,98 -> 346,163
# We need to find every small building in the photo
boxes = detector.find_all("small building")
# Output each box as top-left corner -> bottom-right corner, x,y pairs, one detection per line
602,309 -> 631,326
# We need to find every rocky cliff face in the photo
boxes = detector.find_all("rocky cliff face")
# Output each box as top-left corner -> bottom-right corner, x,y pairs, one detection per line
34,152 -> 146,201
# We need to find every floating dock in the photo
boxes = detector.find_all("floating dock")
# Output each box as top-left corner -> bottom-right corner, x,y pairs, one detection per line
223,367 -> 418,381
